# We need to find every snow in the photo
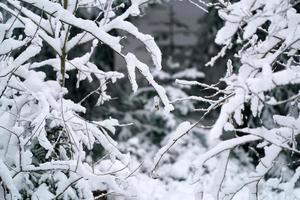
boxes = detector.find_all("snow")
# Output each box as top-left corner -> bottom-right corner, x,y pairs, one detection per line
173,68 -> 205,79
0,39 -> 26,55
2,0 -> 300,199
194,0 -> 300,198
132,173 -> 196,200
215,0 -> 257,45
32,184 -> 55,200
109,20 -> 163,70
125,53 -> 174,113
153,121 -> 193,170
0,0 -> 177,198
193,135 -> 260,168
0,159 -> 21,199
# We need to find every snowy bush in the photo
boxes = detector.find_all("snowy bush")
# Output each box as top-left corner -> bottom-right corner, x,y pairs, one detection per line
0,0 -> 173,199
195,0 -> 300,199
154,0 -> 300,199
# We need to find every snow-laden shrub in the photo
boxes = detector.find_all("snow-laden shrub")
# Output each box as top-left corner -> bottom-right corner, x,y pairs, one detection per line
0,0 -> 173,199
196,0 -> 300,199
154,0 -> 300,199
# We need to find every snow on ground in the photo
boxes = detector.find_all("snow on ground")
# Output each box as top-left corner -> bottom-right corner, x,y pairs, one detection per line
119,129 -> 300,200
133,173 -> 195,200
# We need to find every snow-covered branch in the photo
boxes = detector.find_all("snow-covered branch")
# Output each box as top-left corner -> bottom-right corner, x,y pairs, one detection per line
0,0 -> 172,198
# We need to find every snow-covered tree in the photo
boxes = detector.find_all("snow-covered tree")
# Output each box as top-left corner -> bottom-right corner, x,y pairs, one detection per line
0,0 -> 173,199
154,0 -> 300,199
